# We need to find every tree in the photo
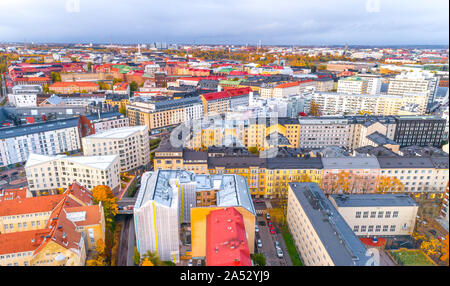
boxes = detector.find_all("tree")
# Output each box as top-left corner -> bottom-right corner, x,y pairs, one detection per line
43,84 -> 50,93
51,72 -> 61,82
309,100 -> 321,116
113,78 -> 123,85
97,81 -> 110,90
130,81 -> 139,94
140,250 -> 165,266
92,185 -> 118,227
440,235 -> 449,262
95,238 -> 106,257
133,246 -> 141,266
248,146 -> 259,155
87,62 -> 93,72
251,253 -> 266,266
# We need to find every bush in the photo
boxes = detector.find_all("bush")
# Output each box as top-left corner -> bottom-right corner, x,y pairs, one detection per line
281,226 -> 303,266
110,222 -> 123,266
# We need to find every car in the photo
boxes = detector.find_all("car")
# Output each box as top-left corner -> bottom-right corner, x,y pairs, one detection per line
429,230 -> 437,236
257,239 -> 263,248
276,248 -> 283,258
187,259 -> 193,266
258,221 -> 266,226
266,213 -> 271,220
268,222 -> 273,227
255,225 -> 259,233
254,199 -> 264,204
270,229 -> 276,234
196,260 -> 202,266
274,241 -> 280,249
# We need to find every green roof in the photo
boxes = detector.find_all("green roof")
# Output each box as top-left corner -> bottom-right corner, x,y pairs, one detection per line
219,80 -> 242,85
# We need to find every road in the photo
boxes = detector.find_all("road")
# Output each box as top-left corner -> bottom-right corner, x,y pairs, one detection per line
117,215 -> 136,266
254,200 -> 292,266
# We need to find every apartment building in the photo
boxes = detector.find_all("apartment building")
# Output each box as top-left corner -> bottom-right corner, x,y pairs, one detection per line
393,116 -> 446,147
329,194 -> 419,237
82,125 -> 150,172
7,93 -> 37,107
24,153 -> 120,195
200,87 -> 251,117
298,117 -> 352,149
126,97 -> 203,132
337,76 -> 381,95
0,112 -> 128,168
287,182 -> 370,266
0,182 -> 105,266
134,170 -> 256,262
310,92 -> 428,116
49,82 -> 100,94
387,72 -> 437,107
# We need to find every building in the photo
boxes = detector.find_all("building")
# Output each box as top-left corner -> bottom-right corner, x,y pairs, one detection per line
49,82 -> 100,94
287,182 -> 370,266
24,153 -> 120,195
126,97 -> 203,132
393,116 -> 446,147
200,87 -> 251,117
329,194 -> 418,237
205,207 -> 252,266
82,125 -> 150,172
0,182 -> 105,266
133,170 -> 255,263
337,75 -> 381,95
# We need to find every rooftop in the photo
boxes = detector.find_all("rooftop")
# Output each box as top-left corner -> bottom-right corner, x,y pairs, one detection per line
84,125 -> 147,139
331,193 -> 418,208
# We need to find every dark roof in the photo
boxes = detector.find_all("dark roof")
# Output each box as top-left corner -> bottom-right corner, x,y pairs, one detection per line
366,132 -> 399,146
377,157 -> 435,169
248,117 -> 300,126
154,97 -> 201,111
267,157 -> 323,169
208,156 -> 266,168
331,194 -> 418,208
183,150 -> 208,162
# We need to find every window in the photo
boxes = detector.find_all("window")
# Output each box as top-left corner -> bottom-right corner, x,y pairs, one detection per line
383,225 -> 389,232
385,211 -> 391,218
378,211 -> 384,218
368,225 -> 374,232
375,225 -> 381,232
363,211 -> 369,218
353,225 -> 359,232
355,211 -> 361,218
370,211 -> 376,218
390,225 -> 396,232
393,211 -> 399,218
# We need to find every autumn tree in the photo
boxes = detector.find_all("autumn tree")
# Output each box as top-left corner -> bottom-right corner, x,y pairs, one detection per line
375,176 -> 404,194
140,251 -> 165,266
309,100 -> 321,116
51,72 -> 61,82
86,238 -> 107,266
440,235 -> 449,262
92,185 -> 118,227
141,258 -> 154,266
133,246 -> 141,266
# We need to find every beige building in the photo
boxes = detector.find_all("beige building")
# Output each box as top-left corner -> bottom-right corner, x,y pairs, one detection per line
24,153 -> 120,194
329,194 -> 419,237
287,182 -> 370,266
82,125 -> 150,172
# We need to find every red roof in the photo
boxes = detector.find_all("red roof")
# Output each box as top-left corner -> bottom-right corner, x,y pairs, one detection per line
202,87 -> 251,101
206,207 -> 251,266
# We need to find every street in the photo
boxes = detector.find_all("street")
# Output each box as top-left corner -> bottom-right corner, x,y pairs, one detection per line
117,215 -> 136,266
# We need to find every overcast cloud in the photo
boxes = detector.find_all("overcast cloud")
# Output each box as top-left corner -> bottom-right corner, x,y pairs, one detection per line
0,0 -> 448,45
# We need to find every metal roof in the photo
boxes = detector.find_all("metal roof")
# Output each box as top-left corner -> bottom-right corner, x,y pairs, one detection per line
331,193 -> 418,208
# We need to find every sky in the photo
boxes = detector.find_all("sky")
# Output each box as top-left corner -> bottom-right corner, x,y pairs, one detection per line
0,0 -> 448,46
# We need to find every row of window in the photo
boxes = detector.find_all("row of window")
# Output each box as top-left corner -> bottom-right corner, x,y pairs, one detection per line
355,211 -> 399,219
353,224 -> 396,233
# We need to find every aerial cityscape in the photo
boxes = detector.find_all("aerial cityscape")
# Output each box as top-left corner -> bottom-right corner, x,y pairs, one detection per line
0,0 -> 449,271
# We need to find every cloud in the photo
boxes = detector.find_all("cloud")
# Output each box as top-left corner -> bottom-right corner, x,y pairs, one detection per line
0,0 -> 448,45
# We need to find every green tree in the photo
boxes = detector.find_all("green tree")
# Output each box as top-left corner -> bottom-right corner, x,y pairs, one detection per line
87,62 -> 93,72
51,72 -> 61,82
251,253 -> 266,266
130,81 -> 139,94
140,251 -> 165,266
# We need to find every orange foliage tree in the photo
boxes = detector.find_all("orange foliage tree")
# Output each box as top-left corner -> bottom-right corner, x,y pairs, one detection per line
92,185 -> 119,226
375,176 -> 404,194
309,100 -> 321,116
440,235 -> 449,262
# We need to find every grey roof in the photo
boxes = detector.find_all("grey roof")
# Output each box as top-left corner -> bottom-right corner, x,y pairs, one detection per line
429,156 -> 449,169
155,137 -> 183,153
154,97 -> 201,111
183,150 -> 208,162
208,156 -> 266,168
377,157 -> 435,169
331,194 -> 418,208
289,183 -> 369,266
366,132 -> 399,146
248,117 -> 300,126
267,157 -> 323,169
46,95 -> 63,105
354,146 -> 399,157
321,157 -> 380,169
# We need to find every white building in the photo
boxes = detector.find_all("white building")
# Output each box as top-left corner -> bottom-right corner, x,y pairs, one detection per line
25,153 -> 120,194
7,93 -> 37,107
329,194 -> 419,237
82,125 -> 150,172
337,76 -> 381,95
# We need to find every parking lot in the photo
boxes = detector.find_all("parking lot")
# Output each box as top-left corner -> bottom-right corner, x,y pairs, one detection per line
254,199 -> 292,266
0,167 -> 27,189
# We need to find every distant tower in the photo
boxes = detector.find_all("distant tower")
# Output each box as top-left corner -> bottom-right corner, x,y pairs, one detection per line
186,49 -> 189,59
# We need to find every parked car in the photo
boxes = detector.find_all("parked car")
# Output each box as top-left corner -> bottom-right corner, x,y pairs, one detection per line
255,225 -> 259,233
268,222 -> 273,227
274,241 -> 280,249
429,230 -> 437,236
187,259 -> 193,266
254,199 -> 264,204
270,229 -> 276,234
266,213 -> 271,220
257,239 -> 263,248
276,248 -> 283,258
